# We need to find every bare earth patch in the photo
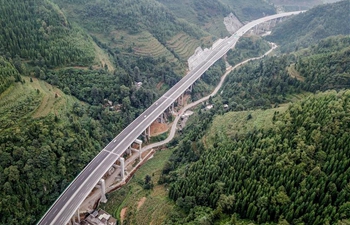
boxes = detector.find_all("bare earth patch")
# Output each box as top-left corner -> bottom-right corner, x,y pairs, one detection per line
137,197 -> 147,210
287,64 -> 305,82
120,207 -> 127,222
150,122 -> 168,136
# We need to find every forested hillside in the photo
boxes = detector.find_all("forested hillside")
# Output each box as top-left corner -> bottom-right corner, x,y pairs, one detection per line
267,0 -> 350,52
0,57 -> 21,94
0,0 -> 349,224
167,90 -> 350,224
226,36 -> 271,66
297,36 -> 350,91
159,35 -> 350,224
219,0 -> 276,22
52,0 -> 210,65
0,76 -> 116,224
0,0 -> 95,68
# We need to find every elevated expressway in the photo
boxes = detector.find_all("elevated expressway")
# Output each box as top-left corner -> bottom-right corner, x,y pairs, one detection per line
37,11 -> 303,225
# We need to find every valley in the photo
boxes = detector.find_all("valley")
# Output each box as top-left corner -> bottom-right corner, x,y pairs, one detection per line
0,0 -> 349,225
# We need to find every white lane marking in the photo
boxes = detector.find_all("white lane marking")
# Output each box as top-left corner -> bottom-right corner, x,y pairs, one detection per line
102,149 -> 120,157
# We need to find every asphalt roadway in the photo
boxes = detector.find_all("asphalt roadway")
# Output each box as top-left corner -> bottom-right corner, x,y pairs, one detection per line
37,11 -> 303,225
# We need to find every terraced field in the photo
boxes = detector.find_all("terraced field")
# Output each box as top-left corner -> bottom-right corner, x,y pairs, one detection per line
112,31 -> 178,62
0,77 -> 78,130
166,33 -> 202,61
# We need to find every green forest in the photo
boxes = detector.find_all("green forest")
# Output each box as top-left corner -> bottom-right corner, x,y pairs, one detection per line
0,0 -> 349,224
0,0 -> 95,68
267,0 -> 350,52
0,57 -> 21,94
158,36 -> 350,225
166,90 -> 350,225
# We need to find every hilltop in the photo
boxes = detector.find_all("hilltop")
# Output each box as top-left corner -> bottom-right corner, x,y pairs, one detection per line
266,0 -> 350,52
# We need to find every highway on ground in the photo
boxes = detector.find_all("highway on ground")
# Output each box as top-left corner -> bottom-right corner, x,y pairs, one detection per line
37,11 -> 302,225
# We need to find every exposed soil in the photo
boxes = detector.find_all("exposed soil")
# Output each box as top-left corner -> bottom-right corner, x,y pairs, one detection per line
287,64 -> 305,81
156,82 -> 164,90
120,207 -> 127,222
137,197 -> 147,210
150,122 -> 168,136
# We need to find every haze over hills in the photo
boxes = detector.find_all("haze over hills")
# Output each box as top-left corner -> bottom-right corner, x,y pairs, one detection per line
267,0 -> 350,52
0,0 -> 349,224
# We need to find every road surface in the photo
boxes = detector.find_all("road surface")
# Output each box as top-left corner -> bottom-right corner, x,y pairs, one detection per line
37,11 -> 302,225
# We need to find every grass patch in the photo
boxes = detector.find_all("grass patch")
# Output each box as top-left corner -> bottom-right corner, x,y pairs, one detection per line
92,41 -> 115,72
287,63 -> 305,82
205,106 -> 289,147
110,30 -> 178,62
0,76 -> 79,130
100,149 -> 174,223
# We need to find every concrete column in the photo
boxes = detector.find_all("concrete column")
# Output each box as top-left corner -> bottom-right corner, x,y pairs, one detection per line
100,179 -> 107,203
148,126 -> 151,138
178,93 -> 184,106
120,157 -> 125,180
135,139 -> 143,160
77,208 -> 81,223
189,84 -> 193,92
159,113 -> 165,124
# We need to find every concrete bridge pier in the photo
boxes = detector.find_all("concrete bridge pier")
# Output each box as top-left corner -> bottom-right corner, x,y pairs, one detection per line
120,157 -> 125,180
158,112 -> 166,123
128,139 -> 143,161
99,179 -> 107,203
188,84 -> 193,92
144,126 -> 151,141
169,103 -> 175,113
178,93 -> 184,106
134,139 -> 142,160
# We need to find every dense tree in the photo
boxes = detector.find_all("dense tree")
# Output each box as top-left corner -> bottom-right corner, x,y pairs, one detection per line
266,0 -> 350,52
0,0 -> 95,68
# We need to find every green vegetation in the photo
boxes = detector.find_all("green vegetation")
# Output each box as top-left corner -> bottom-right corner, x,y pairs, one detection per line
0,0 -> 95,68
267,0 -> 350,52
158,0 -> 275,36
101,149 -> 174,224
158,32 -> 350,225
0,76 -> 114,224
0,0 -> 348,224
297,36 -> 350,91
167,90 -> 350,224
0,57 -> 21,94
205,106 -> 290,147
220,0 -> 276,22
226,36 -> 272,66
267,0 -> 323,11
190,59 -> 226,101
52,0 -> 211,63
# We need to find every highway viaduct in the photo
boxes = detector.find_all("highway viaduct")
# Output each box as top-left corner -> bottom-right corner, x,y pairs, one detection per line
37,11 -> 303,225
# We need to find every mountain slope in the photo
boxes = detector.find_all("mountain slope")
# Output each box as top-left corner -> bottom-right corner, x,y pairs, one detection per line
266,0 -> 350,52
0,75 -> 114,224
52,0 -> 212,63
0,0 -> 95,68
159,32 -> 350,225
0,57 -> 21,94
168,90 -> 350,224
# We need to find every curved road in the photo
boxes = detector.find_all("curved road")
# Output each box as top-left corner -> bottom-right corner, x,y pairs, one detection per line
37,11 -> 302,225
142,43 -> 278,152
